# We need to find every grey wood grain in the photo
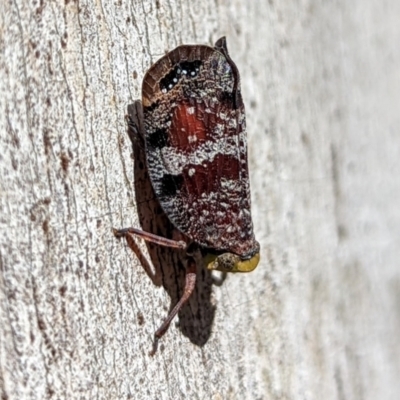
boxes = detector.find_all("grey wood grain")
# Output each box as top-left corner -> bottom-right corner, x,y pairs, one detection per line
1,0 -> 399,399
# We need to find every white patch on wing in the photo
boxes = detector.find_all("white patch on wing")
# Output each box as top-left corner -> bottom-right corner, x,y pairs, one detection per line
160,137 -> 239,175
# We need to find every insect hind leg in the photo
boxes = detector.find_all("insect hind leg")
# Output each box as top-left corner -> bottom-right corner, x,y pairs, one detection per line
150,258 -> 197,355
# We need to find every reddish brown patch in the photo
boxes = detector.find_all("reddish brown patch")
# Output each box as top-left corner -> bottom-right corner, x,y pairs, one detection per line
169,102 -> 207,149
181,154 -> 240,198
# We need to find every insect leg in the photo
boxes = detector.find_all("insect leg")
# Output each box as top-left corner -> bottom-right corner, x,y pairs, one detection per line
126,101 -> 145,141
151,258 -> 197,355
113,227 -> 187,250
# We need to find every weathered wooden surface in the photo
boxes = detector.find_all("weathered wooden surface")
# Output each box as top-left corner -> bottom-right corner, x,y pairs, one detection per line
1,0 -> 400,399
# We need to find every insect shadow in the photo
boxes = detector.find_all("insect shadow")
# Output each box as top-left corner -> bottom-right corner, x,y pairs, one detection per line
123,101 -> 226,348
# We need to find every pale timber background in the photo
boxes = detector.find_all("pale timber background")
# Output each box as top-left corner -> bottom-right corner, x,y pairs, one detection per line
1,0 -> 400,399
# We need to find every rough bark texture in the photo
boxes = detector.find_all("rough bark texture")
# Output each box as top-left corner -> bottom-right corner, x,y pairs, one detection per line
1,0 -> 400,399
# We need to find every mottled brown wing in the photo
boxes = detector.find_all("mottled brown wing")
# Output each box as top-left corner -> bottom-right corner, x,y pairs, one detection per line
142,40 -> 257,258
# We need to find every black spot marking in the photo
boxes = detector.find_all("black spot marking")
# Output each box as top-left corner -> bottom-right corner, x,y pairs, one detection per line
147,128 -> 169,149
160,65 -> 183,93
144,100 -> 160,113
159,60 -> 202,93
218,90 -> 243,109
159,174 -> 183,197
180,60 -> 202,78
218,90 -> 234,104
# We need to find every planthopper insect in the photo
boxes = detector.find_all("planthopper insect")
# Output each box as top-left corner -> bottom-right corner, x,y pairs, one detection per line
114,37 -> 260,353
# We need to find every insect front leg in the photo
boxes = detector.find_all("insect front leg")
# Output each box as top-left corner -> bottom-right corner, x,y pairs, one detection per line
126,100 -> 145,141
113,227 -> 187,250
